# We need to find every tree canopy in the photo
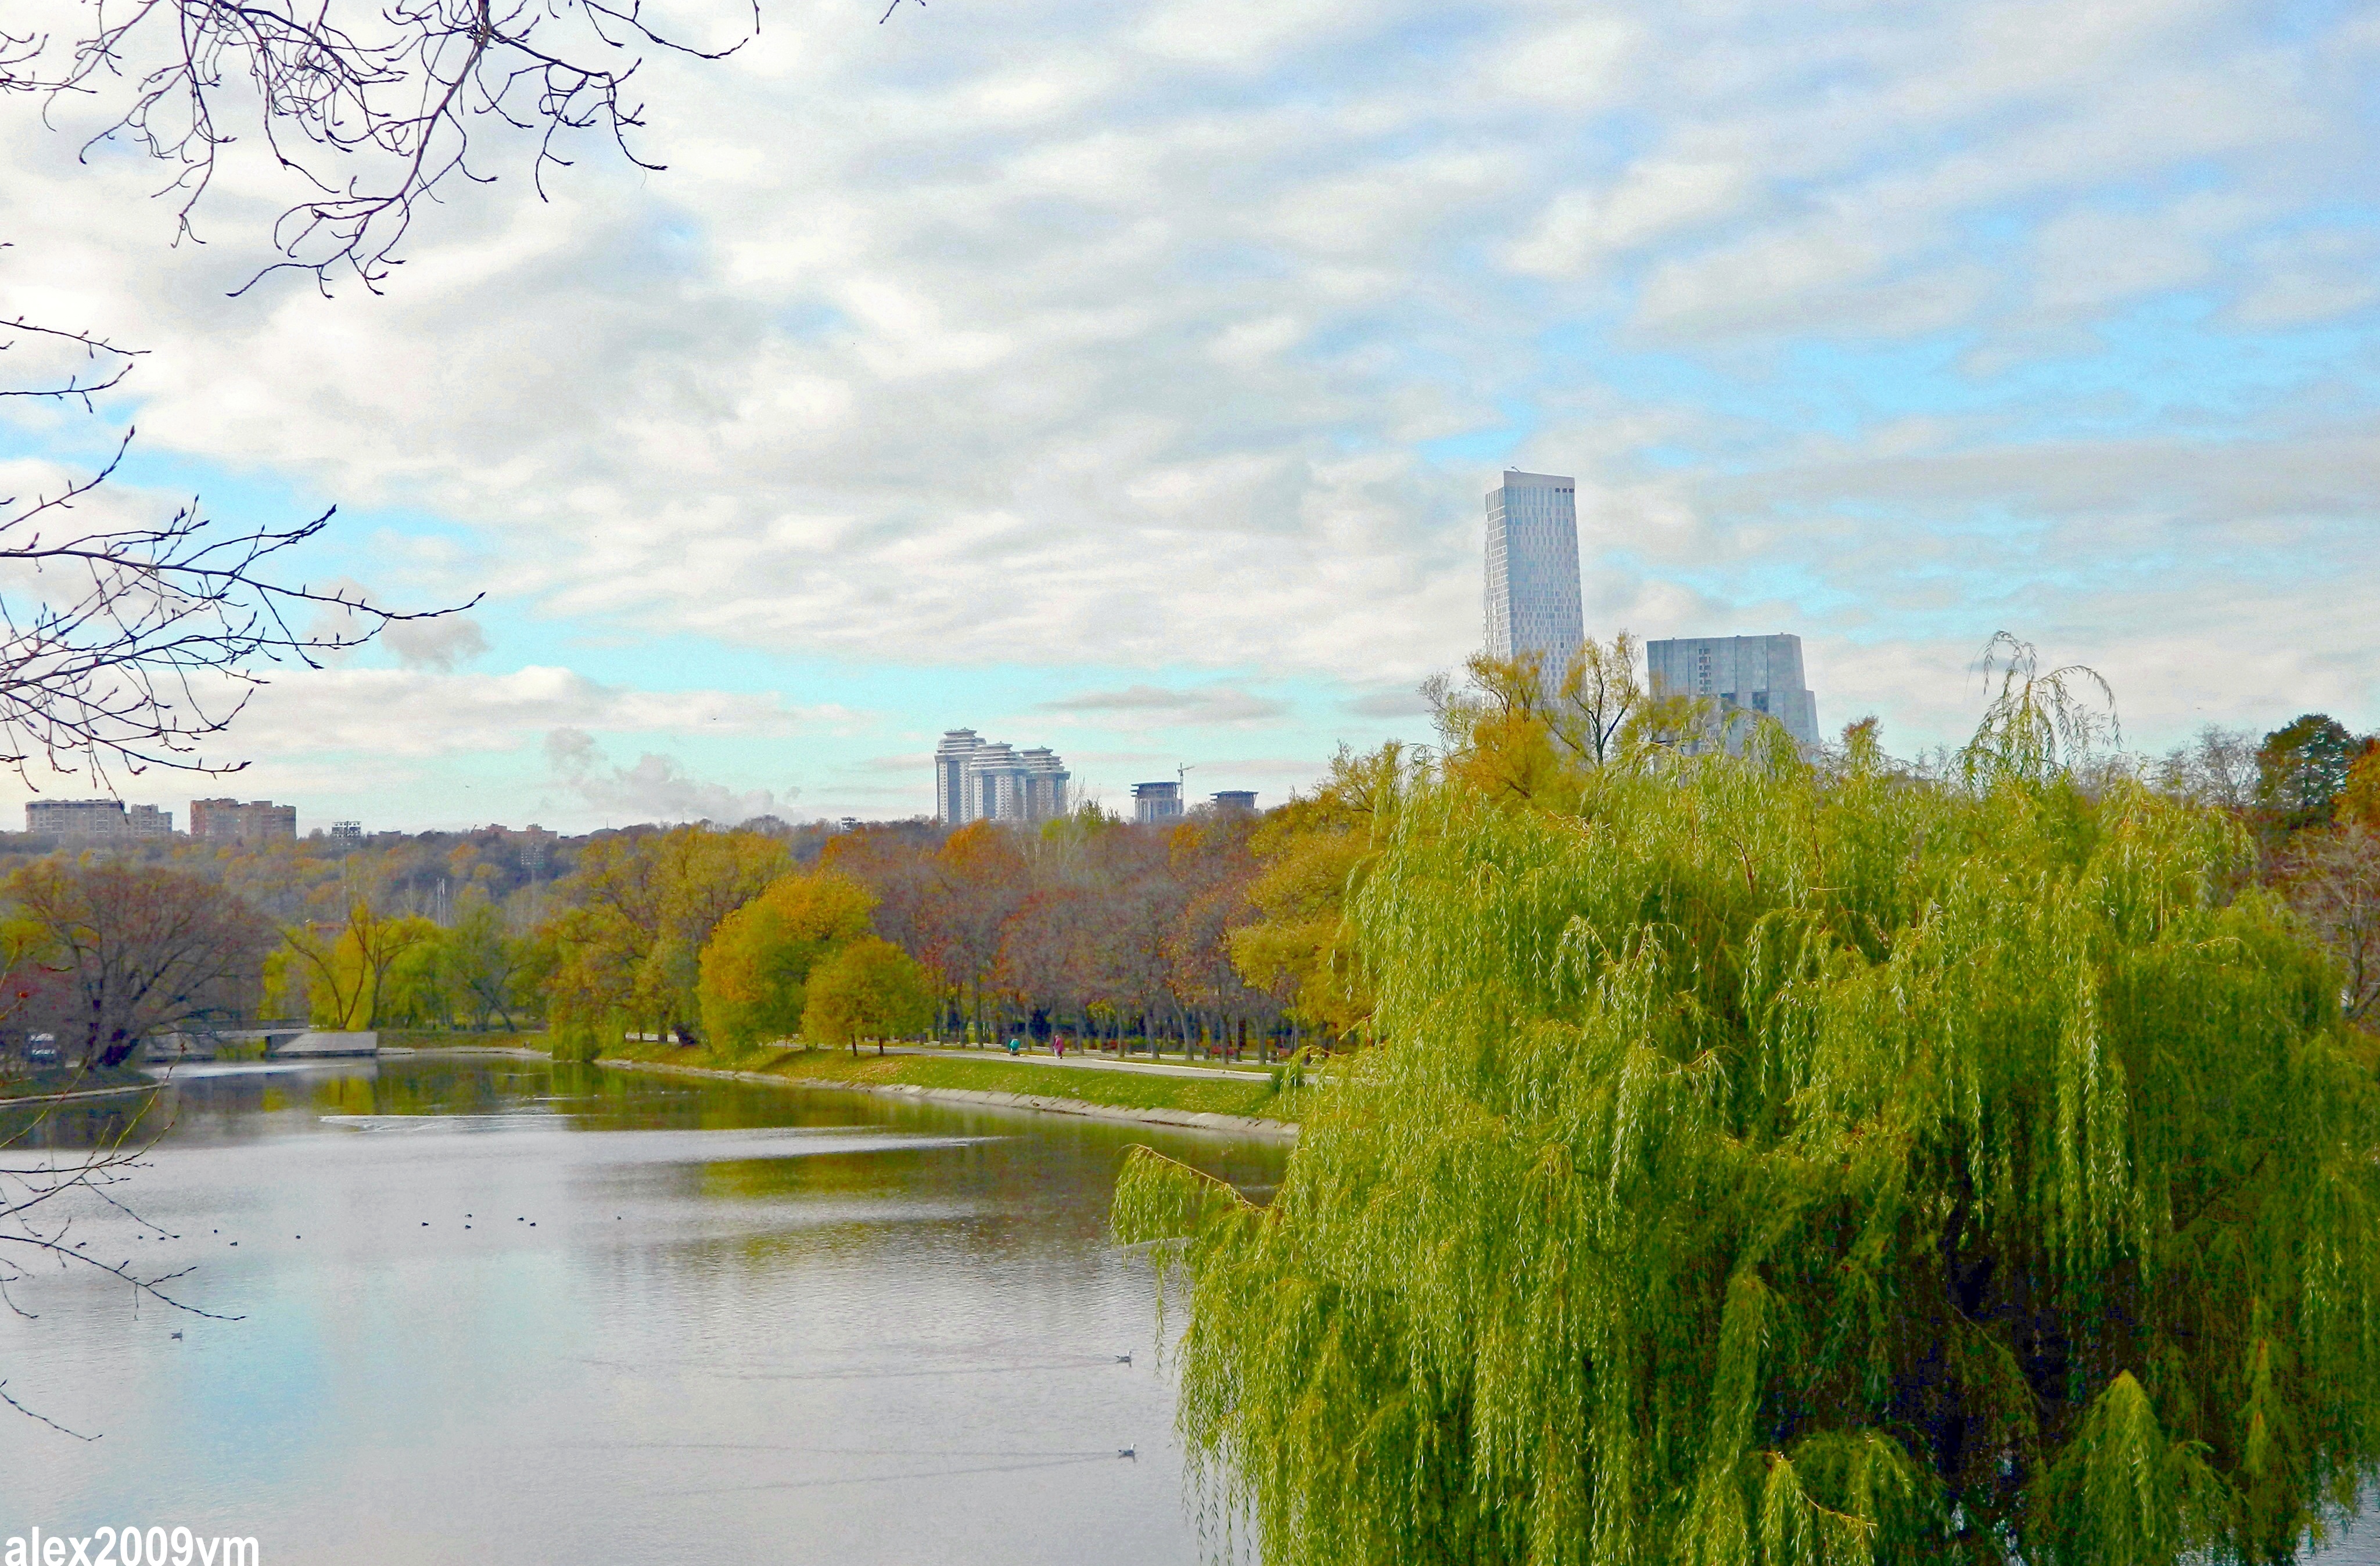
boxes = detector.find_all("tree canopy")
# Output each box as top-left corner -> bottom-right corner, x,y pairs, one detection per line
544,825 -> 791,1043
2259,714 -> 2363,831
1118,698 -> 2380,1565
801,936 -> 936,1054
697,870 -> 878,1051
8,863 -> 273,1065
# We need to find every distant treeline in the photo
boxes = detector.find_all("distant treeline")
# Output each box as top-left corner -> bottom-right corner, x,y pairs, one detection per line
0,672 -> 2371,1070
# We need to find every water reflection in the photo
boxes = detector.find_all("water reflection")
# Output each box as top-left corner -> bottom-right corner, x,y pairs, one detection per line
0,1055 -> 1280,1565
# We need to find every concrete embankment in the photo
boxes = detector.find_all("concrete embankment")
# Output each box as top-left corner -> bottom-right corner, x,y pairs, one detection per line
594,1055 -> 1300,1142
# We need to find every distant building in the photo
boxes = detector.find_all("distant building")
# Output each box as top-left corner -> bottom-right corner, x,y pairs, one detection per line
189,799 -> 298,845
1645,634 -> 1821,753
1133,781 -> 1183,824
1210,791 -> 1258,813
934,729 -> 1071,825
1484,471 -> 1584,671
934,730 -> 979,823
24,800 -> 174,838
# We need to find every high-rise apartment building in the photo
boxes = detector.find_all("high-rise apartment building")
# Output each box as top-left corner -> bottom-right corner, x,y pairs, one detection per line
24,800 -> 173,838
933,730 -> 1071,825
189,799 -> 298,845
1210,791 -> 1258,813
1132,781 -> 1183,824
1484,471 -> 1585,670
934,730 -> 980,824
1019,748 -> 1069,821
1645,635 -> 1821,753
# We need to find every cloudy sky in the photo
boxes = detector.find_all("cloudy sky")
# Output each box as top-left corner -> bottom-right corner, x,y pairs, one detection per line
2,0 -> 2374,831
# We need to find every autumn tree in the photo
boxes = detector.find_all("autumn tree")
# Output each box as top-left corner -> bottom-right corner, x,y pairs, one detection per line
2278,824 -> 2380,1030
916,822 -> 1031,1042
819,820 -> 947,953
8,863 -> 273,1066
996,883 -> 1101,1036
2338,742 -> 2380,832
695,870 -> 876,1053
379,924 -> 461,1028
1123,645 -> 2380,1566
1228,742 -> 1419,1043
1164,810 -> 1276,1054
286,902 -> 437,1029
540,825 -> 790,1046
802,937 -> 935,1055
445,895 -> 530,1031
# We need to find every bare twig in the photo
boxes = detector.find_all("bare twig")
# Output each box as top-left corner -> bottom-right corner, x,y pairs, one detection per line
13,0 -> 760,294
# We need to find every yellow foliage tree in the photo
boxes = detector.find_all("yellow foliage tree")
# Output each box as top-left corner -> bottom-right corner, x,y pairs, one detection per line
285,903 -> 439,1030
1227,742 -> 1417,1041
2340,741 -> 2380,831
801,936 -> 935,1054
542,825 -> 792,1046
695,870 -> 877,1053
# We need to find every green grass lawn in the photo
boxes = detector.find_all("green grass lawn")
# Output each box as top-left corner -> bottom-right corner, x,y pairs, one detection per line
601,1037 -> 1313,1123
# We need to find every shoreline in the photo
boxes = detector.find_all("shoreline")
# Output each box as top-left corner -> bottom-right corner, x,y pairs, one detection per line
0,1079 -> 164,1108
593,1055 -> 1300,1141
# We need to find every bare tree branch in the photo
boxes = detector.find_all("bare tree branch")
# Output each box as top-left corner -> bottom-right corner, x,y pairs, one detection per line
0,304 -> 142,409
11,0 -> 759,294
0,427 -> 483,787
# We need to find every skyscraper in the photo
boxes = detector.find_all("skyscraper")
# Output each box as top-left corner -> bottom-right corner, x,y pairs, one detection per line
1484,470 -> 1584,670
934,728 -> 1071,825
934,730 -> 981,824
1645,634 -> 1821,753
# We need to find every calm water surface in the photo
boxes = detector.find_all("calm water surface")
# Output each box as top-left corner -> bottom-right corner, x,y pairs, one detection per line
0,1054 -> 1283,1564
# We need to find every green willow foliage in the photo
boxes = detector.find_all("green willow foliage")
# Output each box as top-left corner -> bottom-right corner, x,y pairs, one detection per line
1115,725 -> 2380,1566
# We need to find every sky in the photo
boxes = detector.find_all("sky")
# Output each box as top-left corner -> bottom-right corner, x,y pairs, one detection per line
1,0 -> 2375,831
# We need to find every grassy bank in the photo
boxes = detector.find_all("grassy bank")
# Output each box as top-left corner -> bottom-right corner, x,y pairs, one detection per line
599,1036 -> 1315,1123
0,1062 -> 161,1102
377,1028 -> 550,1051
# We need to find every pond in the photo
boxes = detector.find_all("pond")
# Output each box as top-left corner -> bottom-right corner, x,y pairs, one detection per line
0,1054 -> 1285,1564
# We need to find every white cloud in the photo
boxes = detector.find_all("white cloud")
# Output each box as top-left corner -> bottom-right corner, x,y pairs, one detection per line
544,725 -> 797,824
1043,683 -> 1290,727
0,0 -> 2371,785
221,666 -> 861,759
1509,161 -> 1754,279
382,615 -> 492,673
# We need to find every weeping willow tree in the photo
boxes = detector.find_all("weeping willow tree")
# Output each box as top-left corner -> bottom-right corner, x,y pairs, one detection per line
1117,669 -> 2380,1565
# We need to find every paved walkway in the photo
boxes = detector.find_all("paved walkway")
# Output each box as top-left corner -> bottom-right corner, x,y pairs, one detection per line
880,1044 -> 1280,1083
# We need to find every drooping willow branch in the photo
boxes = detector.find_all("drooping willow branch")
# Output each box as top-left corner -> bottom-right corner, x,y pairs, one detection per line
23,0 -> 758,294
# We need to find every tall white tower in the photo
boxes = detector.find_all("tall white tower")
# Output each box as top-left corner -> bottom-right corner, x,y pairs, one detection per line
1484,471 -> 1584,670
